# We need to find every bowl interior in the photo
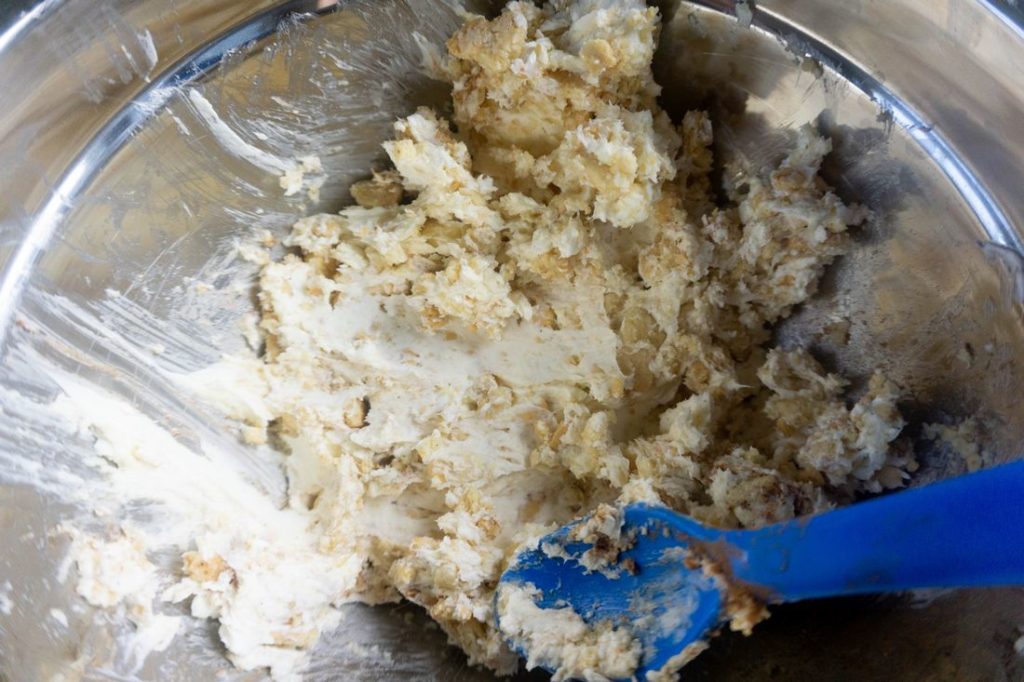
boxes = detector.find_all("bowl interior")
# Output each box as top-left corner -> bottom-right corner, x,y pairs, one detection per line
1,1 -> 1023,680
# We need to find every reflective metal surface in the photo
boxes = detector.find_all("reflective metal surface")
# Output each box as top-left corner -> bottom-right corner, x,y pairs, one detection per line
1,0 -> 1023,680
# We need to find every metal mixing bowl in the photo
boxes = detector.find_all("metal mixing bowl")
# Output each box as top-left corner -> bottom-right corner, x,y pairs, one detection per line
2,0 -> 1024,680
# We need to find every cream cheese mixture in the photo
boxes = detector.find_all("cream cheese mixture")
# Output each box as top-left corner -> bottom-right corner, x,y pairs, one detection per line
59,0 -> 919,679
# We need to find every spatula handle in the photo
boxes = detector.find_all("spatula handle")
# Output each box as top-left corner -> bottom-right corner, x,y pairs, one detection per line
725,460 -> 1024,602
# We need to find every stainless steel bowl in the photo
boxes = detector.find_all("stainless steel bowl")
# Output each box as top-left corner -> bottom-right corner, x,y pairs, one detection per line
2,1 -> 1024,680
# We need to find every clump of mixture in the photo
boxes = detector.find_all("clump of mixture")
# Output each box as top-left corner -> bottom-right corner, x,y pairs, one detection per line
176,0 -> 913,677
497,582 -> 641,682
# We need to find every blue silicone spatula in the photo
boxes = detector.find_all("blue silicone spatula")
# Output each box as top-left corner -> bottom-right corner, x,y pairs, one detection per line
497,460 -> 1024,680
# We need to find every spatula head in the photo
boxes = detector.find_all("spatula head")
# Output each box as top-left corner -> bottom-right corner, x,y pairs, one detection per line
496,504 -> 728,680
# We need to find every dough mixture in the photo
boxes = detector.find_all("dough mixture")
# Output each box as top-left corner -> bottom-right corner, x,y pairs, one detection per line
138,0 -> 916,678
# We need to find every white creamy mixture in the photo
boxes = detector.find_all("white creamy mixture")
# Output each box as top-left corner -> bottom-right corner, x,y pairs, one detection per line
50,0 -> 920,680
497,583 -> 640,682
